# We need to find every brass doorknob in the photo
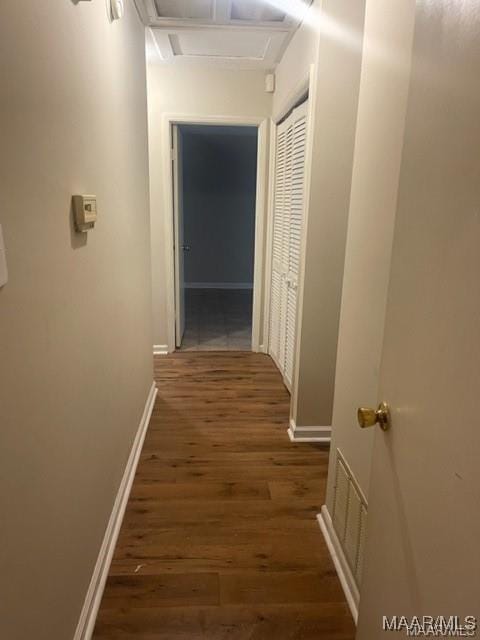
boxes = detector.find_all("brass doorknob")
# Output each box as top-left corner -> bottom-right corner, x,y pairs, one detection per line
357,402 -> 391,431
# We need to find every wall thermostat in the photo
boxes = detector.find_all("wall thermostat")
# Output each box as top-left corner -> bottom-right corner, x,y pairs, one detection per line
73,195 -> 97,232
265,73 -> 275,93
110,0 -> 125,20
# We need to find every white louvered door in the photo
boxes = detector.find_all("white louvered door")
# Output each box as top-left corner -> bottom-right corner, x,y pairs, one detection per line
284,101 -> 308,386
269,100 -> 308,388
279,119 -> 293,371
268,119 -> 288,365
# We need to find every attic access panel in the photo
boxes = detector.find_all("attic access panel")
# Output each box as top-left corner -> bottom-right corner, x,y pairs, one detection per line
169,30 -> 270,58
230,0 -> 286,22
154,0 -> 214,20
151,27 -> 286,67
148,0 -> 298,26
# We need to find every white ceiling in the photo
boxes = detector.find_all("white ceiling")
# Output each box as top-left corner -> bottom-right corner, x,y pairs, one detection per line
135,0 -> 312,69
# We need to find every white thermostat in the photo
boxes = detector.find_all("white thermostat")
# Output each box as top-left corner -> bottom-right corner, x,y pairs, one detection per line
73,195 -> 97,232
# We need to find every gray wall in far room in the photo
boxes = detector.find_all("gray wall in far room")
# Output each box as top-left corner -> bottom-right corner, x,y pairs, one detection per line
181,126 -> 258,287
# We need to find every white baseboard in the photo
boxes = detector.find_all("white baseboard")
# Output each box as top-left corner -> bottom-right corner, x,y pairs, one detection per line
153,344 -> 169,355
185,282 -> 253,290
287,418 -> 331,443
317,505 -> 359,624
73,381 -> 158,640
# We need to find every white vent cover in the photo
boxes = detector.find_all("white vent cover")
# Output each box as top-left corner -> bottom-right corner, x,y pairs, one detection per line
332,449 -> 368,588
356,503 -> 368,586
344,481 -> 363,571
332,457 -> 349,541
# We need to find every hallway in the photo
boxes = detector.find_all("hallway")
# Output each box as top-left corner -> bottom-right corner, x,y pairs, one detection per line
93,352 -> 355,639
4,1 -> 480,637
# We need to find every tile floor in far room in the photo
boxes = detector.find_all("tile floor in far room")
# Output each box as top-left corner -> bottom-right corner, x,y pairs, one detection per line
180,288 -> 253,351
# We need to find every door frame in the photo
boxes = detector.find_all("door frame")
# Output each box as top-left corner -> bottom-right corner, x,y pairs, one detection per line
161,113 -> 269,353
172,125 -> 185,348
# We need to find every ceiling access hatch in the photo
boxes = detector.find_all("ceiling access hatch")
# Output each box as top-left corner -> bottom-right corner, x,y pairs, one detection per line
138,0 -> 312,68
153,0 -> 214,20
230,0 -> 286,23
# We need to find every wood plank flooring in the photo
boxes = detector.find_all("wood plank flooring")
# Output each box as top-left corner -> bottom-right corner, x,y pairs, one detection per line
93,352 -> 355,639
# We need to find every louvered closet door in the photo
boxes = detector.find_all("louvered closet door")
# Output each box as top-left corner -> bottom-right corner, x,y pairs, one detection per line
278,120 -> 293,370
268,119 -> 289,365
284,101 -> 308,386
269,100 -> 308,387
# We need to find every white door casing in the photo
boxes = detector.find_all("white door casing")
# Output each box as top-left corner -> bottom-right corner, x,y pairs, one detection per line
163,114 -> 268,354
172,125 -> 185,347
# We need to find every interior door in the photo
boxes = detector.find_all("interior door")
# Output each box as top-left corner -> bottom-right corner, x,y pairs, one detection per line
270,103 -> 307,386
172,125 -> 185,348
284,100 -> 308,387
269,122 -> 288,366
278,121 -> 293,377
357,2 -> 480,635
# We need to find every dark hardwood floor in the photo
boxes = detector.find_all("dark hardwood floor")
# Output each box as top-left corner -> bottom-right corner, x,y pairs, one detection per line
93,352 -> 355,639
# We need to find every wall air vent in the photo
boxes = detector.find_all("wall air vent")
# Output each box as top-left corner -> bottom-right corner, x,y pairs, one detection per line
332,449 -> 368,588
230,0 -> 286,22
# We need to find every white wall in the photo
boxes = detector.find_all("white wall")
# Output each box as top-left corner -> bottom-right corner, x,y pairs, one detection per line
273,1 -> 320,117
182,129 -> 257,287
325,0 -> 416,508
290,0 -> 366,429
147,53 -> 272,348
0,2 -> 152,638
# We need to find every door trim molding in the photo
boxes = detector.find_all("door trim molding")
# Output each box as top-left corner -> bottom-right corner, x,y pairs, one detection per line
262,118 -> 276,353
317,505 -> 359,624
73,382 -> 158,640
161,113 -> 269,354
287,418 -> 331,443
251,118 -> 269,353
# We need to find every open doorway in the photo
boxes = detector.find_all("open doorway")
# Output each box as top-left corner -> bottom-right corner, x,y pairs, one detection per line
173,124 -> 259,351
